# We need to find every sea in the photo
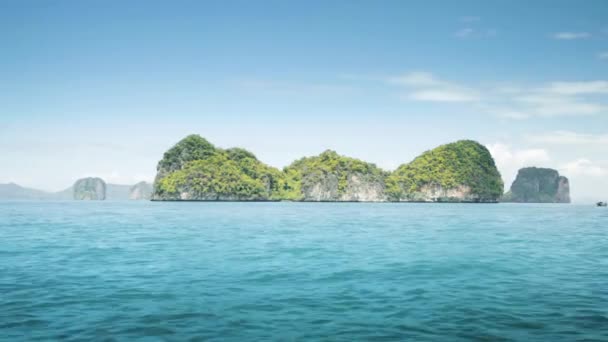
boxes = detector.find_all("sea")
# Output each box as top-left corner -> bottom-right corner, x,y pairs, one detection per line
1,201 -> 607,341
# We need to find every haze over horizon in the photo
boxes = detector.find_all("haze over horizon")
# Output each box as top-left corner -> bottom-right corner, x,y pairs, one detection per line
1,0 -> 607,202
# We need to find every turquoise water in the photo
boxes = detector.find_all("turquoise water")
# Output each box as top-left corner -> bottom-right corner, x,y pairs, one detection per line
1,202 -> 607,341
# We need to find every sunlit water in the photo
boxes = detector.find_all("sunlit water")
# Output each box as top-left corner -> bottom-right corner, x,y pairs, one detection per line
1,201 -> 607,341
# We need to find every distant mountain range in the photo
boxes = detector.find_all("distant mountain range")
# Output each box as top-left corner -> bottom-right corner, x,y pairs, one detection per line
0,180 -> 152,201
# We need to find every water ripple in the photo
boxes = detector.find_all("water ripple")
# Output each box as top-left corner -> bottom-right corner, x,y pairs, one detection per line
1,201 -> 607,341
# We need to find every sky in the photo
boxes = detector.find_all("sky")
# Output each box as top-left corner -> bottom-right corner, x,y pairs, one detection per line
1,0 -> 607,202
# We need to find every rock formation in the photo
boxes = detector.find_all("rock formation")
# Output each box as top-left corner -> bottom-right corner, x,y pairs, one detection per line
152,135 -> 505,202
502,167 -> 570,203
283,150 -> 387,201
152,135 -> 283,200
73,177 -> 106,200
129,182 -> 153,200
386,140 -> 504,202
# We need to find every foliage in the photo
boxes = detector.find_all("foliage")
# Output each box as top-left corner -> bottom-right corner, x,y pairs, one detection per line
153,135 -> 504,202
386,140 -> 504,201
157,154 -> 267,199
283,150 -> 388,198
157,135 -> 217,173
154,135 -> 285,200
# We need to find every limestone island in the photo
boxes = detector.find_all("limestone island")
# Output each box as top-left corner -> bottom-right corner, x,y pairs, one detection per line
151,135 -> 504,202
502,167 -> 570,203
73,177 -> 107,200
0,178 -> 153,201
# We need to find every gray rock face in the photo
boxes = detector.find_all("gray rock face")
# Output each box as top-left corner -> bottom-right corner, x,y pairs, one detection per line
396,184 -> 488,202
502,167 -> 570,203
300,173 -> 385,202
556,176 -> 570,203
129,182 -> 153,200
73,177 -> 106,200
341,174 -> 386,201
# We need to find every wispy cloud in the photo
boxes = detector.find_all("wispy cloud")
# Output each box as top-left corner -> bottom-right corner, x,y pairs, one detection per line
552,32 -> 591,40
513,94 -> 604,117
388,72 -> 480,102
455,28 -> 475,38
598,51 -> 608,60
495,81 -> 608,118
384,71 -> 607,117
454,28 -> 496,39
486,143 -> 551,186
560,158 -> 606,177
453,16 -> 495,39
526,131 -> 608,145
543,81 -> 608,94
408,90 -> 479,102
388,72 -> 441,86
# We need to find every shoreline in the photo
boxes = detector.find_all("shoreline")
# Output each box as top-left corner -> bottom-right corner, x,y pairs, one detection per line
150,199 -> 500,203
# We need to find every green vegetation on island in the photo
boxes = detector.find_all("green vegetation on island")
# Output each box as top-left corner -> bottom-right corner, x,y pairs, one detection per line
153,135 -> 285,200
502,167 -> 570,203
282,150 -> 388,201
386,140 -> 504,202
152,135 -> 506,202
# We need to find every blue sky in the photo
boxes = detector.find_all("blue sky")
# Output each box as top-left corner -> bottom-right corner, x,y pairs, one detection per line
1,0 -> 607,201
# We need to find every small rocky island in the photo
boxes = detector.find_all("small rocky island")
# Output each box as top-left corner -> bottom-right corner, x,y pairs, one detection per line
129,181 -> 153,200
152,135 -> 504,202
502,167 -> 570,203
73,177 -> 107,200
386,140 -> 504,202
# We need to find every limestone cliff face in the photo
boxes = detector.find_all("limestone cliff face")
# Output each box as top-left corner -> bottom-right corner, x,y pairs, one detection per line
129,182 -> 153,200
286,150 -> 388,202
300,172 -> 386,202
556,176 -> 570,203
398,184 -> 482,202
340,174 -> 386,201
73,177 -> 106,200
502,167 -> 570,203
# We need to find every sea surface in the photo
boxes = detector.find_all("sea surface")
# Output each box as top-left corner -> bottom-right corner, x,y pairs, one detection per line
1,202 -> 607,341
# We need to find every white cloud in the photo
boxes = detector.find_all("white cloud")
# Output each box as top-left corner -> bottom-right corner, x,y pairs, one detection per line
388,72 -> 440,86
514,94 -> 604,117
408,89 -> 479,102
527,131 -> 608,145
388,72 -> 480,103
553,32 -> 591,40
544,81 -> 608,95
383,71 -> 607,118
486,143 -> 551,186
455,28 -> 475,38
598,52 -> 608,60
486,81 -> 607,119
560,159 -> 606,177
454,28 -> 496,39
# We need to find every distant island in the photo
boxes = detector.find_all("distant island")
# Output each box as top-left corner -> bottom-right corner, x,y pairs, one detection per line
0,179 -> 152,201
152,135 -> 505,202
502,167 -> 570,203
0,135 -> 572,203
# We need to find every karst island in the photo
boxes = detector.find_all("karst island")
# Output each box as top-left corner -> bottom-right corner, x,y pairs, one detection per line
151,135 -> 507,203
